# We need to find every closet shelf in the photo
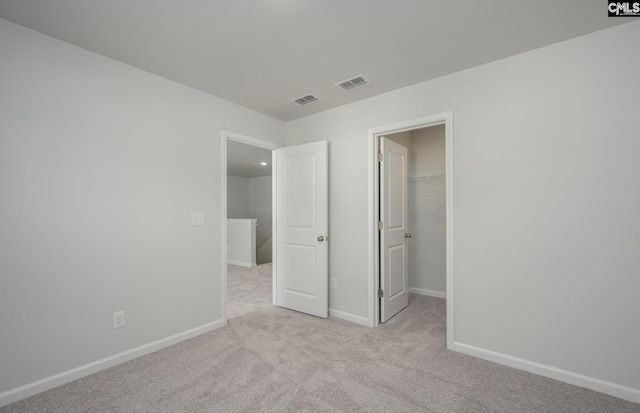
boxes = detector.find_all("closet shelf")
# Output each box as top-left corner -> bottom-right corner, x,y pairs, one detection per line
409,174 -> 445,181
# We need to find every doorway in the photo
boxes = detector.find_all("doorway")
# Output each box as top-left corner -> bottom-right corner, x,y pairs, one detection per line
226,140 -> 273,267
367,112 -> 454,349
221,131 -> 280,323
221,132 -> 329,322
381,125 -> 446,322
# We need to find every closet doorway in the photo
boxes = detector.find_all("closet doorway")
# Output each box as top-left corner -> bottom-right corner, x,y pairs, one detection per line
368,112 -> 454,348
381,125 -> 446,320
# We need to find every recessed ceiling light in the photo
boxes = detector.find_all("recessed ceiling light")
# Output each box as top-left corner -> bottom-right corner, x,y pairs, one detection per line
260,162 -> 268,166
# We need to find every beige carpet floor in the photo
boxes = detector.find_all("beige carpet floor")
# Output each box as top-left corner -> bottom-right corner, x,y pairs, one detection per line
2,264 -> 638,412
227,263 -> 273,320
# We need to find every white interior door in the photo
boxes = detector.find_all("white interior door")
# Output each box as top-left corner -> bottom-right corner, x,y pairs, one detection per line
275,141 -> 328,318
380,137 -> 409,322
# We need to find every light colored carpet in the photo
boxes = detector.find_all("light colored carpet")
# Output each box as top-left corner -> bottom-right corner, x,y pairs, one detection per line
2,264 -> 639,412
227,263 -> 273,320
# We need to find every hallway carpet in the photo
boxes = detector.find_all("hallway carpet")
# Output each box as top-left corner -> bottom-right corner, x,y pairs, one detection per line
2,264 -> 638,412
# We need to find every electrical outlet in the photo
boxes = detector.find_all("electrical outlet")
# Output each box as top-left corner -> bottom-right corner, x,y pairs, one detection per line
330,278 -> 337,290
191,212 -> 205,226
113,311 -> 125,329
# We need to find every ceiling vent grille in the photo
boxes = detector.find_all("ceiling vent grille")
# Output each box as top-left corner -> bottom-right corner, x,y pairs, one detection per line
335,75 -> 371,91
292,94 -> 320,106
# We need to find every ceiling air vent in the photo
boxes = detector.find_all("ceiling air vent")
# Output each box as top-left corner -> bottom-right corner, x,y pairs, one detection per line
292,94 -> 320,106
335,75 -> 371,91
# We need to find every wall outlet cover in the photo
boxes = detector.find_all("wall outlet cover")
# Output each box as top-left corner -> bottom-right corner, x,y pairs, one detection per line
191,212 -> 205,226
113,311 -> 125,329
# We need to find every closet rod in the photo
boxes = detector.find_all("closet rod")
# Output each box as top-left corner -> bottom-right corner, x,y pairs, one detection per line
409,174 -> 445,181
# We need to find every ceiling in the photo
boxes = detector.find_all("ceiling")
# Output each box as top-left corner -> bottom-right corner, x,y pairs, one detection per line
0,1 -> 629,121
227,140 -> 272,178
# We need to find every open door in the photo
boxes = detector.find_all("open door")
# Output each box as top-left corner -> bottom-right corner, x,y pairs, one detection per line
275,141 -> 328,318
380,137 -> 409,322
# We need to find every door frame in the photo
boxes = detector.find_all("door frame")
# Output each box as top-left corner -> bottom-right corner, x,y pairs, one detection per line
367,112 -> 454,349
220,130 -> 282,325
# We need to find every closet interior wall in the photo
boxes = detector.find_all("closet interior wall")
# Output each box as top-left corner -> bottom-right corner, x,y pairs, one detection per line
387,125 -> 446,296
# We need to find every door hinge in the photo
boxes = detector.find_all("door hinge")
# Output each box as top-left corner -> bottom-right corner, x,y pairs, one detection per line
377,221 -> 383,230
378,289 -> 384,298
377,152 -> 383,162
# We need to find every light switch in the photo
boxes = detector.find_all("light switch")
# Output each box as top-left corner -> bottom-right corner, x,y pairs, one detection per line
191,212 -> 205,226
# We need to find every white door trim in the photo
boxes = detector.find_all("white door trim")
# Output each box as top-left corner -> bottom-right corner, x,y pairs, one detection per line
220,130 -> 282,324
366,112 -> 454,350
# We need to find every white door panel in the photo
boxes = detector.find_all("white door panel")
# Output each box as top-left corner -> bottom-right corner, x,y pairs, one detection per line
276,141 -> 328,318
380,137 -> 409,322
285,154 -> 316,227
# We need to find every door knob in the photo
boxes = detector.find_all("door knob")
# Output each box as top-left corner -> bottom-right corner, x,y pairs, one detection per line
405,233 -> 412,239
317,236 -> 325,242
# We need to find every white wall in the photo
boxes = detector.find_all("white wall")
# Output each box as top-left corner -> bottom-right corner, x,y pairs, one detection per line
227,176 -> 250,218
386,130 -> 411,148
227,219 -> 257,268
286,21 -> 640,400
0,18 -> 284,402
248,175 -> 273,264
410,126 -> 445,177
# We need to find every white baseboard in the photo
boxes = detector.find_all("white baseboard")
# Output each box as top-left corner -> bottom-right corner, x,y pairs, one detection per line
0,319 -> 226,408
409,287 -> 446,299
454,342 -> 640,404
227,259 -> 256,268
329,309 -> 370,326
